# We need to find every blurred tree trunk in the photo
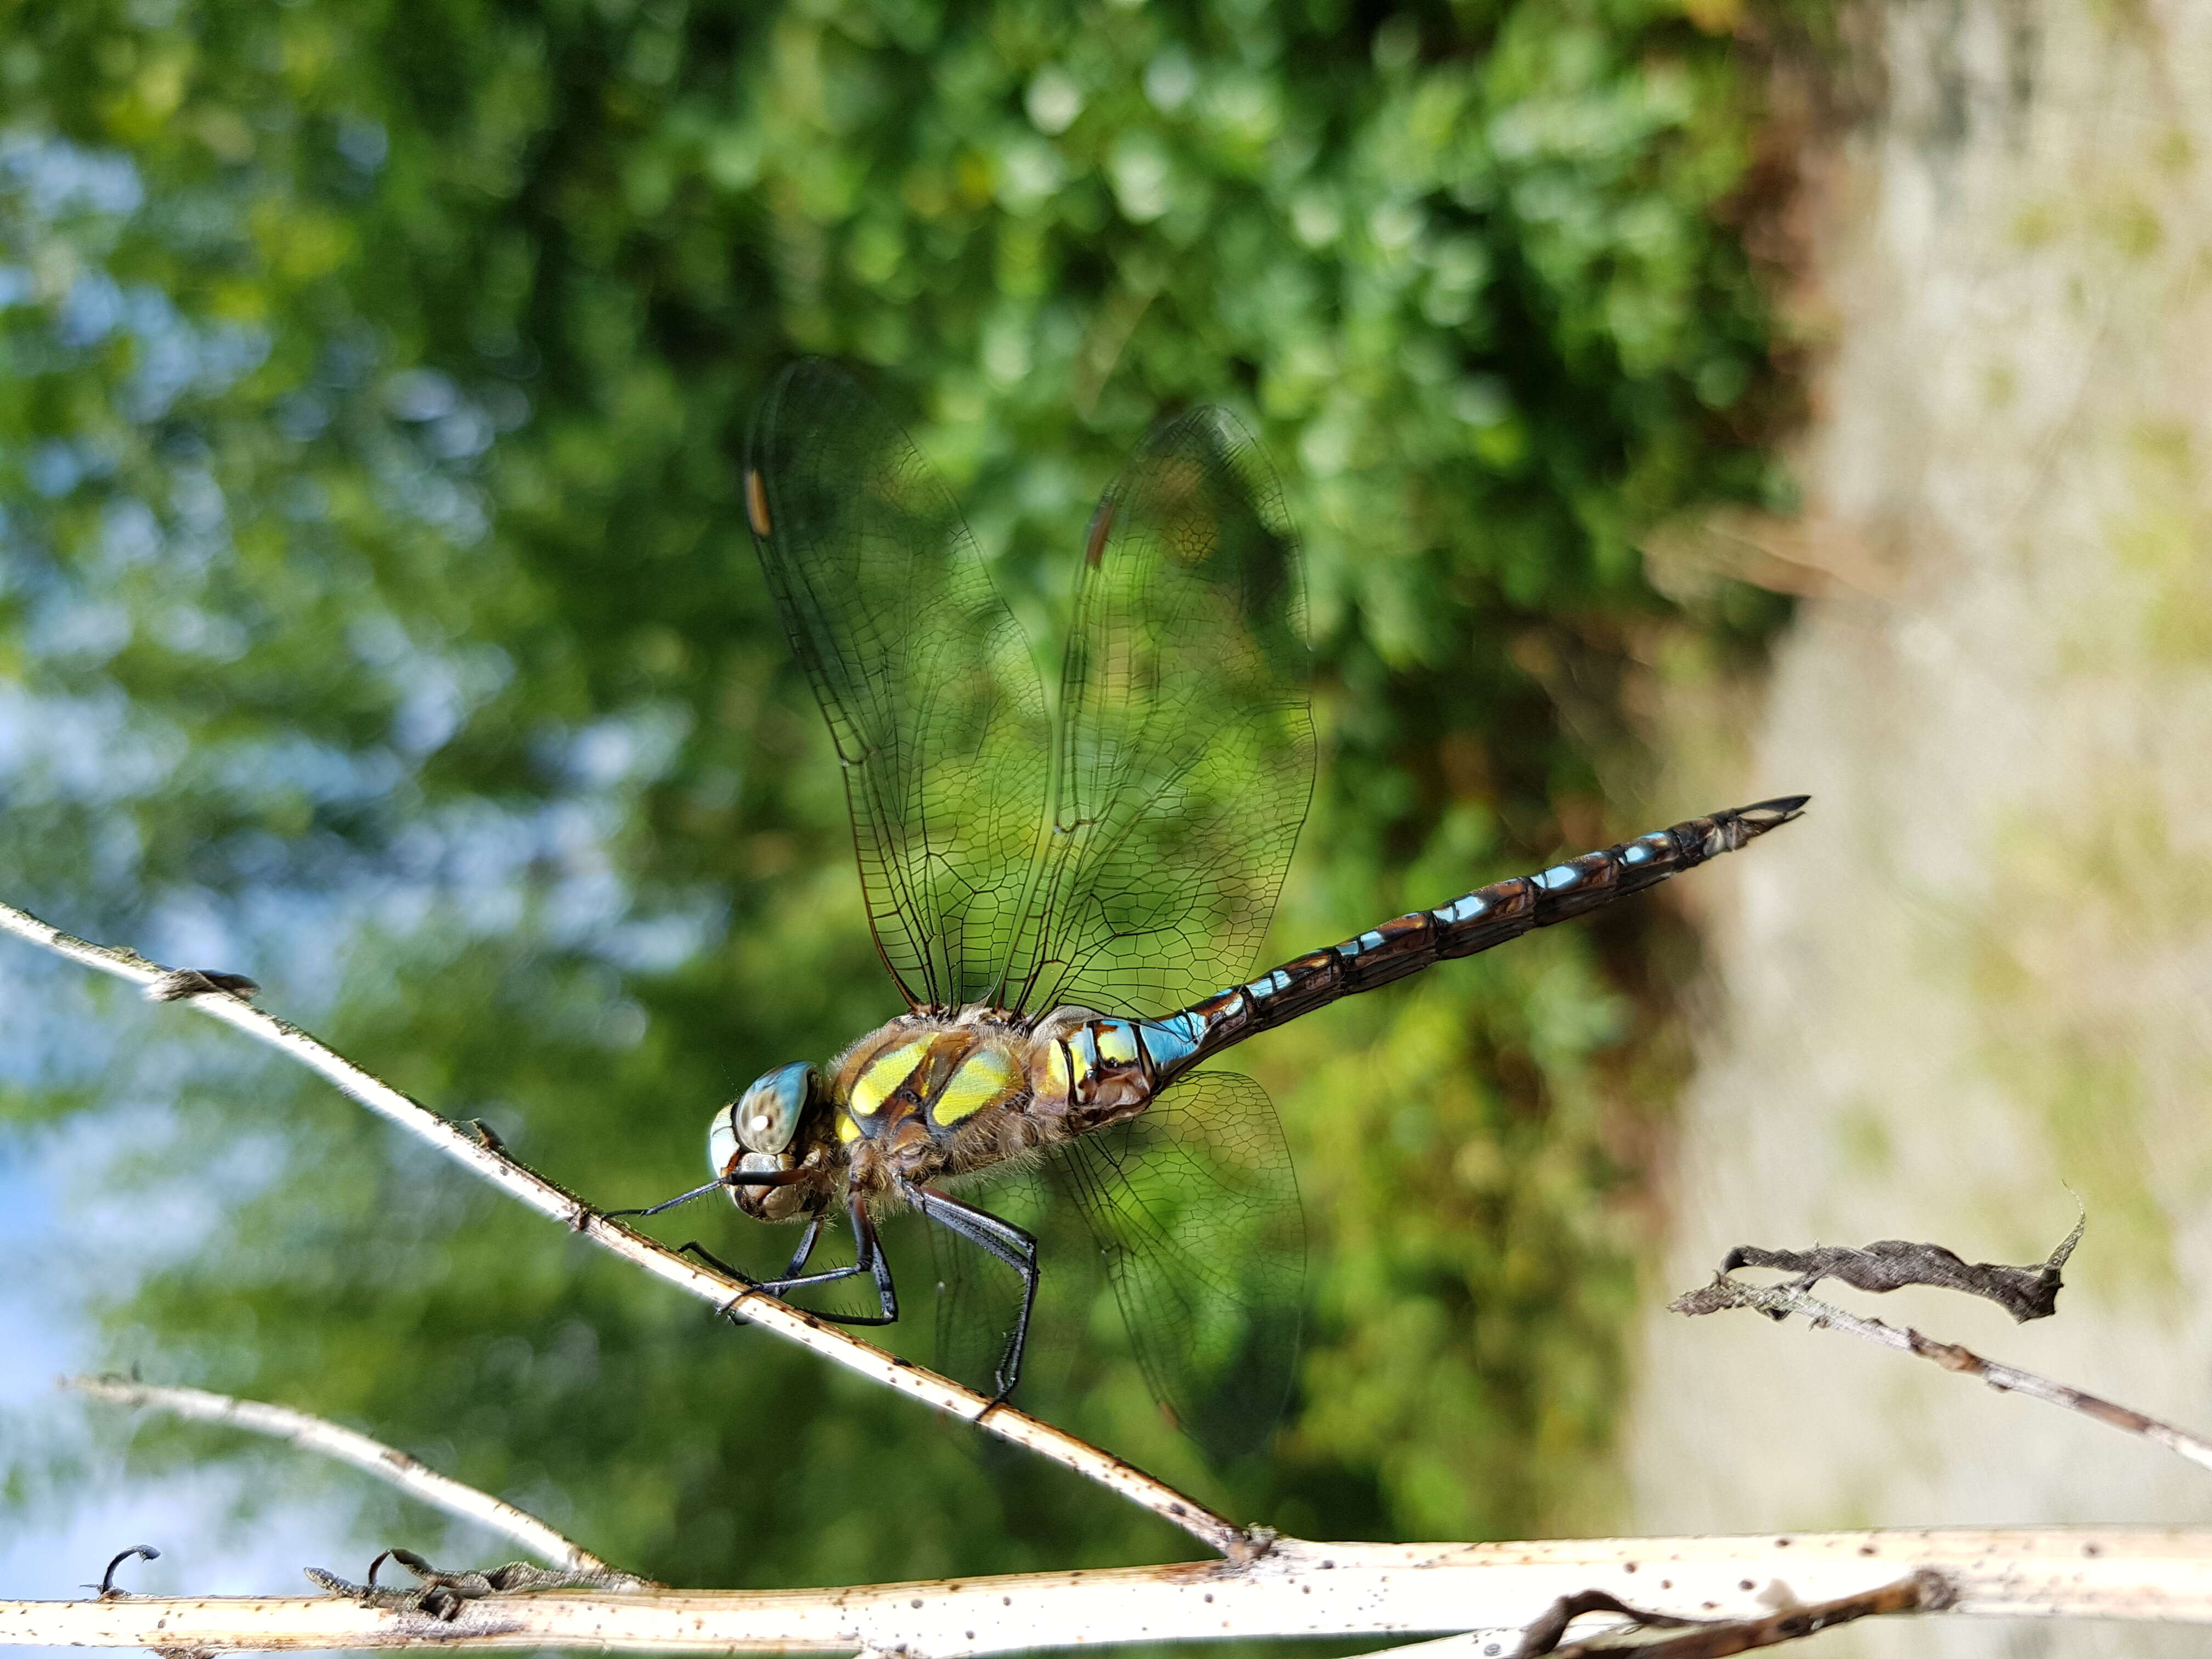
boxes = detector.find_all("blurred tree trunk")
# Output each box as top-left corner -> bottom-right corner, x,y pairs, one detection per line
1632,3 -> 2212,1655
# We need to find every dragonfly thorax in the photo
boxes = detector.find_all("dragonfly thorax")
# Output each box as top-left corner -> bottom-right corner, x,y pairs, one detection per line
827,1010 -> 1037,1193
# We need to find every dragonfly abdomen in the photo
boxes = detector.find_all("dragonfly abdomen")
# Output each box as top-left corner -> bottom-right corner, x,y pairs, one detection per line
1148,795 -> 1808,1076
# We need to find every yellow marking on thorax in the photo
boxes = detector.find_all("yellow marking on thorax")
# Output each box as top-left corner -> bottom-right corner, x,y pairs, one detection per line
929,1046 -> 1020,1126
1035,1040 -> 1074,1104
848,1035 -> 932,1120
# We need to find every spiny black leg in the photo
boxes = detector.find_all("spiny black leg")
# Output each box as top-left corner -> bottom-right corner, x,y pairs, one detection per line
782,1212 -> 827,1280
854,1199 -> 899,1324
678,1240 -> 748,1281
752,1256 -> 870,1296
748,1200 -> 899,1327
683,1233 -> 894,1329
673,1208 -> 865,1308
913,1186 -> 1038,1400
677,1240 -> 764,1327
803,1306 -> 900,1328
607,1178 -> 724,1220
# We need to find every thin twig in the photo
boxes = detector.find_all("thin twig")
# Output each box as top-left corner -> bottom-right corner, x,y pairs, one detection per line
1509,1589 -> 1692,1655
1673,1276 -> 2212,1473
7,1531 -> 2210,1653
63,1377 -> 636,1579
0,898 -> 1244,1558
1549,1571 -> 1946,1656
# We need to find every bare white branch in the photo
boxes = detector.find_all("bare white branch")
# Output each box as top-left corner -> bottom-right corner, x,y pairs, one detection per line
0,898 -> 1245,1557
1674,1276 -> 2212,1474
63,1376 -> 632,1579
5,1530 -> 2211,1652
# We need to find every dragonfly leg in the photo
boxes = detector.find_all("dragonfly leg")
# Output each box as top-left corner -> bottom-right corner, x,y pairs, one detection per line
911,1186 -> 1038,1401
605,1178 -> 724,1220
607,1165 -> 812,1220
855,1199 -> 899,1323
677,1239 -> 748,1282
675,1209 -> 895,1328
781,1211 -> 827,1280
753,1199 -> 900,1327
676,1214 -> 819,1290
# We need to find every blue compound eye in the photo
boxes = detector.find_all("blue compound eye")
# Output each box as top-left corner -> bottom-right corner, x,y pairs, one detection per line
730,1060 -> 819,1155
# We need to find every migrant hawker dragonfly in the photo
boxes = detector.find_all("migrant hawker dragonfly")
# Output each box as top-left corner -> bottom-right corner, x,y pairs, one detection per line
635,360 -> 1803,1457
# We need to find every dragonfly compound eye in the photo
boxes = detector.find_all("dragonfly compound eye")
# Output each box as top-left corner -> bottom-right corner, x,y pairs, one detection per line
707,1103 -> 743,1180
729,1060 -> 820,1155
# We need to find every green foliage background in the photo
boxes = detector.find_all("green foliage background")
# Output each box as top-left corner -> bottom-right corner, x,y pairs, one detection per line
1,0 -> 1792,1588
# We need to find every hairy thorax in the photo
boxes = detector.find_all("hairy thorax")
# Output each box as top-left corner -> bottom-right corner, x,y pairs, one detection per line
827,1003 -> 1161,1201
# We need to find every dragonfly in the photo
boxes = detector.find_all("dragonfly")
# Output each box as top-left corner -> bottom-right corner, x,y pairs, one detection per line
632,359 -> 1804,1458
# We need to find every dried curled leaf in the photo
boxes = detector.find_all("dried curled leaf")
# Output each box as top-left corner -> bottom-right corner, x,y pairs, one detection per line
1713,1214 -> 2084,1324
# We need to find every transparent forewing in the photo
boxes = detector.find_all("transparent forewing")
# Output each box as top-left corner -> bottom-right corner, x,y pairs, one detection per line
746,361 -> 1051,1010
1052,1070 -> 1305,1462
1006,408 -> 1314,1019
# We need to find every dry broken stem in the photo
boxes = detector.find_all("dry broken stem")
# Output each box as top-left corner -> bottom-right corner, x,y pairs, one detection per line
1537,1570 -> 1946,1657
1674,1266 -> 2212,1474
1717,1217 -> 2083,1324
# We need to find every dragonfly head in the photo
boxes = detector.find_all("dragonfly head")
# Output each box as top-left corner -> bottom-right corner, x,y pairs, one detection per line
709,1061 -> 833,1223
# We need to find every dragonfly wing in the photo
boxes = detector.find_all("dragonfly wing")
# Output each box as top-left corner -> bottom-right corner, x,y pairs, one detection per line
746,360 -> 1049,1010
1051,1069 -> 1305,1462
1005,408 -> 1314,1019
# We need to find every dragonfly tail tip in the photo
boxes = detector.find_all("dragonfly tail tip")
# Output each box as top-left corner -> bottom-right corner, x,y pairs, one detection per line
1736,793 -> 1811,830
